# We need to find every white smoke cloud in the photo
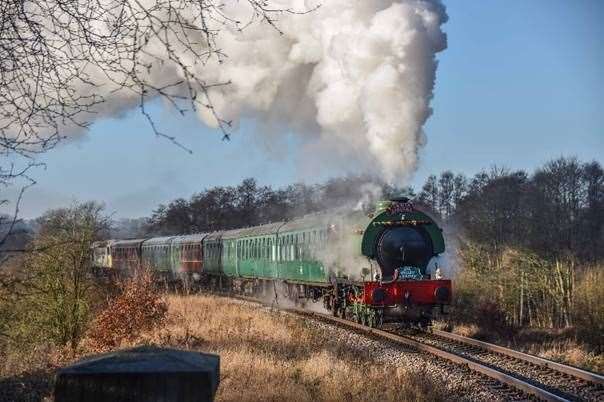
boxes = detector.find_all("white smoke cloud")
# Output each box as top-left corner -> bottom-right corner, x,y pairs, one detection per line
193,0 -> 448,184
6,0 -> 448,185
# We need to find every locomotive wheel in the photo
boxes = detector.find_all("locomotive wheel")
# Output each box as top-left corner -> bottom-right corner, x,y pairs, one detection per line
332,302 -> 340,318
331,300 -> 337,317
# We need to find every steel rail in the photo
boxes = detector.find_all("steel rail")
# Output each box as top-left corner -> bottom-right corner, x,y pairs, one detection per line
432,329 -> 604,386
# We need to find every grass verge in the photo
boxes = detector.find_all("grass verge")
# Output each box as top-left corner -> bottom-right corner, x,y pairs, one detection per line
1,294 -> 452,402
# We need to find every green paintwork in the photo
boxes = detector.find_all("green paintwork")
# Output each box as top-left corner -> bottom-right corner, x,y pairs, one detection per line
204,237 -> 224,275
361,202 -> 445,258
274,228 -> 328,283
141,245 -> 172,272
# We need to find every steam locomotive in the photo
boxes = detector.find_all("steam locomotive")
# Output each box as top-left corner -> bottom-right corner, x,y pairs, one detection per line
92,198 -> 451,327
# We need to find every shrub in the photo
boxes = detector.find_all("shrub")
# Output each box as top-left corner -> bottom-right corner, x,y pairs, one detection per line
573,267 -> 604,352
86,269 -> 167,352
5,202 -> 109,352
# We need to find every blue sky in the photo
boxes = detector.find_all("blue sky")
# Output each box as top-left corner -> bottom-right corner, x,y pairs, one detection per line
12,0 -> 604,219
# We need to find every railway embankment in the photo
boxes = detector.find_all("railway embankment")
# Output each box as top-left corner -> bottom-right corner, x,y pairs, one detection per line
1,292 -> 508,402
159,294 -> 507,402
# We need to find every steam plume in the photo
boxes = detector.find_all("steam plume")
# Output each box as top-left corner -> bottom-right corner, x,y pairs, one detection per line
5,0 -> 448,185
196,0 -> 448,183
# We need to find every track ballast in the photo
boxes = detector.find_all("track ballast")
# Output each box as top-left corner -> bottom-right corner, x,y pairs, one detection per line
225,293 -> 604,402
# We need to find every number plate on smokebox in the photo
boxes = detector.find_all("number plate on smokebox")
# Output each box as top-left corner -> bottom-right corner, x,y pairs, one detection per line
397,266 -> 423,280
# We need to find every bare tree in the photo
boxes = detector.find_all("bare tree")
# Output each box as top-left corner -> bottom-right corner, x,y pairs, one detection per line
0,0 -> 313,249
438,171 -> 455,218
418,174 -> 439,216
1,1 -> 312,154
1,202 -> 109,350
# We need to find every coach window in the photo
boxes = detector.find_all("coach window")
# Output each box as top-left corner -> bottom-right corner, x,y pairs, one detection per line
280,237 -> 285,261
254,239 -> 258,259
263,239 -> 267,259
280,237 -> 284,261
273,239 -> 278,262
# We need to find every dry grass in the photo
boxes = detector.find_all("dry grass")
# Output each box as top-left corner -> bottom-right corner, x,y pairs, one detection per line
535,341 -> 604,373
85,269 -> 167,353
0,294 -> 451,402
134,295 -> 449,402
509,328 -> 604,373
445,324 -> 604,374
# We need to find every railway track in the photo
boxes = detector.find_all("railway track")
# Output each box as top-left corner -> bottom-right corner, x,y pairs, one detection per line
393,328 -> 604,402
226,293 -> 604,402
